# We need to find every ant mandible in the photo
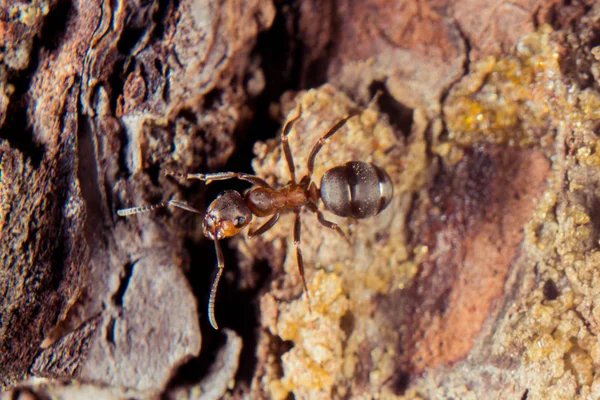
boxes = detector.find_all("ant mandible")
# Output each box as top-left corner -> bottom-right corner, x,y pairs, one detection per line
117,103 -> 394,329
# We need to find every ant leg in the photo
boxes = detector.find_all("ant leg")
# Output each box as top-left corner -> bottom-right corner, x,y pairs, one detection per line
305,202 -> 349,244
117,199 -> 203,217
166,171 -> 271,188
306,110 -> 360,177
317,212 -> 350,245
208,239 -> 225,330
293,210 -> 312,312
281,104 -> 302,183
248,213 -> 280,238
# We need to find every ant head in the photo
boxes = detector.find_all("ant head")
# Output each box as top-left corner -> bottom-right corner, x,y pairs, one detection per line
203,190 -> 253,240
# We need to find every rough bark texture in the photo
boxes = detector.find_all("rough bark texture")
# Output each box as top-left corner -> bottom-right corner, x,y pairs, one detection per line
3,0 -> 600,399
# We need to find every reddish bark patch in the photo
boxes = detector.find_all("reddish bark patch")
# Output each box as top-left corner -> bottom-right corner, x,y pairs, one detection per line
385,147 -> 550,386
297,0 -> 542,88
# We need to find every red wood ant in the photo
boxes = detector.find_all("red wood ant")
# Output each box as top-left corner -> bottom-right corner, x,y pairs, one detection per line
117,104 -> 393,329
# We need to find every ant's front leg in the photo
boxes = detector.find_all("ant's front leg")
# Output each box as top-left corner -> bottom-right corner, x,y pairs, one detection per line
166,171 -> 271,188
248,213 -> 280,238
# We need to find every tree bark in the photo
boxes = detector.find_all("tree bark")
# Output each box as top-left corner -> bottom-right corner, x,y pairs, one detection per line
2,0 -> 600,399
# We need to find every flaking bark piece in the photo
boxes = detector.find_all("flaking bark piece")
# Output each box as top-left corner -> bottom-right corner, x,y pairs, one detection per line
32,315 -> 102,378
77,255 -> 201,392
168,329 -> 243,400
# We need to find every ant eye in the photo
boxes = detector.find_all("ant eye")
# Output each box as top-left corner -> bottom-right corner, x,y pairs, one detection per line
234,217 -> 245,227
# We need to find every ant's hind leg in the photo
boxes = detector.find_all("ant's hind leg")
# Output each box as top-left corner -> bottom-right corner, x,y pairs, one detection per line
293,210 -> 312,312
316,210 -> 350,245
166,171 -> 271,188
306,202 -> 350,244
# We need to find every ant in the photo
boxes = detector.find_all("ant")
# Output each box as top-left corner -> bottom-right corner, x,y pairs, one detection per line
117,104 -> 394,329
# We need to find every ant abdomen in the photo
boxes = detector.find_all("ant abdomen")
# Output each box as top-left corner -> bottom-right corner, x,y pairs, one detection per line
320,161 -> 393,219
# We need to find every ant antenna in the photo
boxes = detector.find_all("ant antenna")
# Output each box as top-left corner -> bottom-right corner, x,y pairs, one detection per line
117,199 -> 203,216
209,239 -> 225,329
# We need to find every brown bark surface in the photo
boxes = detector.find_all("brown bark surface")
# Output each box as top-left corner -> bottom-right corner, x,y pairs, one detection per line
2,0 -> 600,399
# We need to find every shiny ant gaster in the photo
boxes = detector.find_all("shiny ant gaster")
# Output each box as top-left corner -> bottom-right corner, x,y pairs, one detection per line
117,104 -> 394,329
